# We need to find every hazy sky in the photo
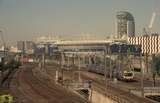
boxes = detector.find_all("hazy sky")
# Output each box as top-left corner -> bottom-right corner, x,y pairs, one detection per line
0,0 -> 159,44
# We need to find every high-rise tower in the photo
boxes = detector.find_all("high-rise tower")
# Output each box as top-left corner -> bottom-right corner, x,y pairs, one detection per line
116,11 -> 135,38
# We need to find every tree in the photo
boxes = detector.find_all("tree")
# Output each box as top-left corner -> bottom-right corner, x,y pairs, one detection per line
152,54 -> 160,86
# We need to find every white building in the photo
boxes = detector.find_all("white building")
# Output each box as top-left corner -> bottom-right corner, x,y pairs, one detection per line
116,11 -> 135,38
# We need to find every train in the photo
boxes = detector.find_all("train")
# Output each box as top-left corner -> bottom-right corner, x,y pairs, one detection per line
87,64 -> 135,82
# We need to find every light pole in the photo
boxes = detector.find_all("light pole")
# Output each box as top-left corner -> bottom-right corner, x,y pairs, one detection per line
104,45 -> 107,96
42,53 -> 45,71
78,53 -> 81,82
74,49 -> 81,82
118,45 -> 121,80
61,51 -> 64,82
72,53 -> 75,66
67,54 -> 69,69
145,35 -> 149,74
109,50 -> 112,79
140,53 -> 144,97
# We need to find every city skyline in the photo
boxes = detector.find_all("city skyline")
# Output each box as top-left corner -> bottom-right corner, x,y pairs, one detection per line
0,1 -> 160,102
0,0 -> 160,45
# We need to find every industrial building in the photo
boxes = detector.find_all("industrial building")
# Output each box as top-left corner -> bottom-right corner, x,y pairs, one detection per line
34,36 -> 140,55
116,11 -> 135,38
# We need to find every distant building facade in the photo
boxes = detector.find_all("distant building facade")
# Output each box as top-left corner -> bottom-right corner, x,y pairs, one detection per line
116,11 -> 135,38
17,41 -> 25,53
25,41 -> 35,54
10,46 -> 18,53
35,43 -> 58,56
128,34 -> 160,54
35,36 -> 59,56
17,41 -> 35,54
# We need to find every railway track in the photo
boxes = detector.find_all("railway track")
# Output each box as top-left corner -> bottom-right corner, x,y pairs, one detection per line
79,71 -> 159,103
0,69 -> 16,96
45,63 -> 158,103
10,64 -> 86,103
10,70 -> 31,102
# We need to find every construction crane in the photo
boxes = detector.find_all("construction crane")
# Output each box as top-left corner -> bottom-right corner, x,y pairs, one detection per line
143,12 -> 156,35
142,12 -> 157,75
149,12 -> 156,33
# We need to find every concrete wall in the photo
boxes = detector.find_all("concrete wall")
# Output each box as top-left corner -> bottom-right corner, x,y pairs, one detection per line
91,90 -> 117,103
